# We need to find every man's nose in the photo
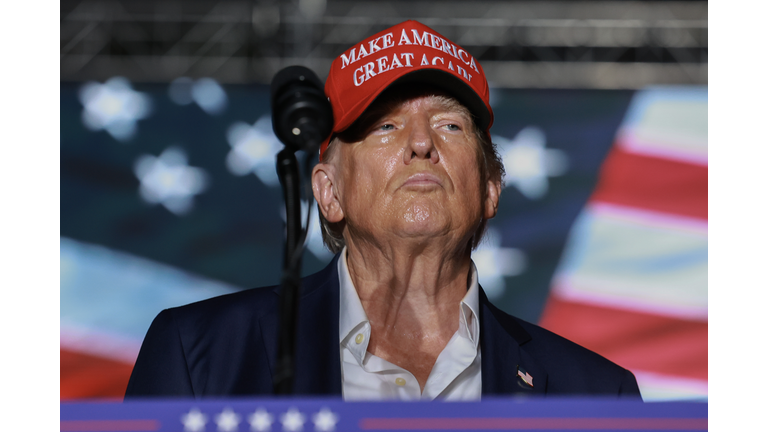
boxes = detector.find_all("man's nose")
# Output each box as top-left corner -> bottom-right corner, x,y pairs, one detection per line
403,119 -> 440,164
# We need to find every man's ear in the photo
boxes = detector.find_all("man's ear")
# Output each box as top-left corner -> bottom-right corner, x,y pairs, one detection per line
312,163 -> 344,223
483,178 -> 501,220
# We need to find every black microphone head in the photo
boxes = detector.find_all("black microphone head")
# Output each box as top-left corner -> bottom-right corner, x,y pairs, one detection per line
270,66 -> 333,153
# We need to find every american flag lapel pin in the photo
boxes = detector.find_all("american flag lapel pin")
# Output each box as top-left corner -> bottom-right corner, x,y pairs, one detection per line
517,366 -> 534,388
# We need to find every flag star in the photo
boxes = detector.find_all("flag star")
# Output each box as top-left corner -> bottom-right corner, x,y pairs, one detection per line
215,408 -> 241,432
181,408 -> 207,432
279,201 -> 334,261
280,408 -> 306,432
134,146 -> 209,215
305,208 -> 334,260
494,126 -> 569,200
248,408 -> 274,432
473,227 -> 527,300
78,77 -> 151,141
169,77 -> 229,115
312,408 -> 339,432
225,115 -> 283,186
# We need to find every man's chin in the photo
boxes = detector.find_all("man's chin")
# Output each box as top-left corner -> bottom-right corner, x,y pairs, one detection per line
394,213 -> 454,242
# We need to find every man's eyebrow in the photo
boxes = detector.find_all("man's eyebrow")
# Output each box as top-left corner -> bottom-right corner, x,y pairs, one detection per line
435,107 -> 472,119
433,104 -> 472,123
352,94 -> 473,132
356,101 -> 401,126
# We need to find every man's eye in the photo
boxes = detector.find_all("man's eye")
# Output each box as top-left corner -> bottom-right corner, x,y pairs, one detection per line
445,124 -> 460,131
379,124 -> 395,131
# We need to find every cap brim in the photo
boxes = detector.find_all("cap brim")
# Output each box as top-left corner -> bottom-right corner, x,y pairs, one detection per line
335,68 -> 491,135
389,69 -> 491,133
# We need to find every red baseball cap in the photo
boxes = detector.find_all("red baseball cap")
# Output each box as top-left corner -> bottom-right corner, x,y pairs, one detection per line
320,20 -> 493,159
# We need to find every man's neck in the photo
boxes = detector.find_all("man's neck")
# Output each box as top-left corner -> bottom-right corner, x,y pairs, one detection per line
343,241 -> 473,390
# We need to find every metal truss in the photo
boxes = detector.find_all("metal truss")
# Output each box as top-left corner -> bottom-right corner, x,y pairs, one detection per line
61,0 -> 707,88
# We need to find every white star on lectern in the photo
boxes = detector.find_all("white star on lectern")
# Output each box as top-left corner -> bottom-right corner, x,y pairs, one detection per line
248,408 -> 274,431
493,126 -> 569,200
215,408 -> 241,432
181,408 -> 207,432
312,408 -> 339,431
280,407 -> 306,431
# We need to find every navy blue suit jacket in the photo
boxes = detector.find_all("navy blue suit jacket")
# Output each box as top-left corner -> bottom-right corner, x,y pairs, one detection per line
125,254 -> 641,398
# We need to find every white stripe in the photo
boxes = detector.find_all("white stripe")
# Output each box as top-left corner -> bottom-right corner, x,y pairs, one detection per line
553,207 -> 707,319
552,277 -> 708,321
633,370 -> 708,402
617,87 -> 707,167
61,237 -> 240,340
60,323 -> 142,364
590,202 -> 707,235
617,127 -> 708,166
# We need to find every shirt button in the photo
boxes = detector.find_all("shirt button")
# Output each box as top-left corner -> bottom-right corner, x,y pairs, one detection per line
395,378 -> 406,386
355,333 -> 364,344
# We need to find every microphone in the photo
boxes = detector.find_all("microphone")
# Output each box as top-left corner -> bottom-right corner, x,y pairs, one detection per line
269,65 -> 332,395
270,66 -> 333,153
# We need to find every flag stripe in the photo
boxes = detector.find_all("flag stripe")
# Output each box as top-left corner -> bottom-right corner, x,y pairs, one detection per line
617,128 -> 708,166
542,87 -> 707,400
61,349 -> 133,400
61,324 -> 142,365
360,417 -> 708,430
589,202 -> 707,236
615,87 -> 707,166
632,370 -> 708,401
553,205 -> 707,319
590,147 -> 707,220
539,296 -> 707,382
60,420 -> 160,432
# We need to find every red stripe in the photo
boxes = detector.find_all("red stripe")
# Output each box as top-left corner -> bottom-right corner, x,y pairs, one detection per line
61,349 -> 134,400
60,420 -> 159,432
590,146 -> 707,220
538,296 -> 707,381
360,417 -> 707,430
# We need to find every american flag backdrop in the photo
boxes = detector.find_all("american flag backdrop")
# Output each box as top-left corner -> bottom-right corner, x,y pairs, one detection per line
60,79 -> 706,401
539,87 -> 708,400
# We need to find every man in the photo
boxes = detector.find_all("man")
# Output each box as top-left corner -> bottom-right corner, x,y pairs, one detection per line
125,20 -> 641,400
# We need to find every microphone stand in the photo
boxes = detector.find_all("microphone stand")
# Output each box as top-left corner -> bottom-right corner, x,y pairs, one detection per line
269,65 -> 332,396
273,149 -> 303,395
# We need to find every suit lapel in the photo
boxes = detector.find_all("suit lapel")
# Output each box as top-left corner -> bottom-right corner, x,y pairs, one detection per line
262,254 -> 342,396
294,255 -> 342,395
479,288 -> 547,396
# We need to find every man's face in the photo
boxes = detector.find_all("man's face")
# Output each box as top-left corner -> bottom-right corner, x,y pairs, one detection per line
313,89 -> 499,249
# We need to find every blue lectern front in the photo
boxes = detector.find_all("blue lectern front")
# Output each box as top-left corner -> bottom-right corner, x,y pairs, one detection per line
61,397 -> 707,431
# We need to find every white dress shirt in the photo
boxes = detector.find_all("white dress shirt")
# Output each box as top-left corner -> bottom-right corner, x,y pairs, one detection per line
338,248 -> 482,401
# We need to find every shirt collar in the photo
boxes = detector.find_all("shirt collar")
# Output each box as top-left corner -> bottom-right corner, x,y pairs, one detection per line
338,247 -> 481,347
338,247 -> 369,345
460,261 -> 481,348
